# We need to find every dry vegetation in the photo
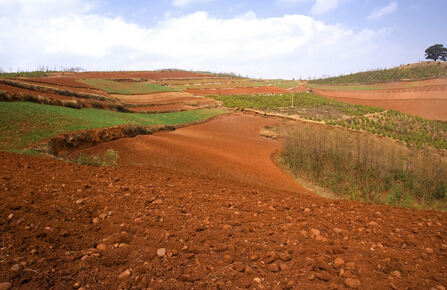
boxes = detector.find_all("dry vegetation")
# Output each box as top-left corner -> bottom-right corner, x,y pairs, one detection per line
280,123 -> 447,209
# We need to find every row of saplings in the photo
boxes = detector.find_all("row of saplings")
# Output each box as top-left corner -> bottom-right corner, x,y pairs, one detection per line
281,123 -> 447,209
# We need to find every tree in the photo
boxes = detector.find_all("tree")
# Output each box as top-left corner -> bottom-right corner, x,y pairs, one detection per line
425,44 -> 447,62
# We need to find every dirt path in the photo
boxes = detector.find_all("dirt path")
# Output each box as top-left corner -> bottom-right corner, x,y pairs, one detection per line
1,114 -> 447,289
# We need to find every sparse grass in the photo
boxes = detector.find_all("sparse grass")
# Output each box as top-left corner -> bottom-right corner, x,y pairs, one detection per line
75,149 -> 119,166
308,61 -> 447,85
281,123 -> 447,210
80,79 -> 180,94
0,71 -> 50,78
0,102 -> 227,151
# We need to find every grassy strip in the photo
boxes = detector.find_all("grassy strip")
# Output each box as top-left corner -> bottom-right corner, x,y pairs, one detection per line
0,102 -> 227,151
272,80 -> 300,89
210,93 -> 447,150
80,79 -> 180,94
329,111 -> 447,150
211,92 -> 383,117
0,71 -> 50,78
308,62 -> 447,85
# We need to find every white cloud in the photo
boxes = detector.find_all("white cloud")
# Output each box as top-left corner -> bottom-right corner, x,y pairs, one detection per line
311,0 -> 341,14
367,1 -> 398,21
172,0 -> 212,7
275,0 -> 342,14
0,1 -> 393,78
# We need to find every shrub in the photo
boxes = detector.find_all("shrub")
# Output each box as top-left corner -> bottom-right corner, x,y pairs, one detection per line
75,149 -> 119,166
281,123 -> 447,206
62,100 -> 81,109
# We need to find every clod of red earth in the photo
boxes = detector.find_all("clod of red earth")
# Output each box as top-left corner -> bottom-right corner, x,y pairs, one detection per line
1,114 -> 447,289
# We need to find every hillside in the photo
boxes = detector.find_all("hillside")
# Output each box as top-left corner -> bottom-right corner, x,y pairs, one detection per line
1,115 -> 447,289
308,61 -> 447,85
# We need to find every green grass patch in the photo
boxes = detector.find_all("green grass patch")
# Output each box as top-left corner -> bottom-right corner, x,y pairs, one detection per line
272,80 -> 299,89
0,71 -> 49,78
0,102 -> 227,151
211,92 -> 447,150
80,79 -> 180,94
211,92 -> 383,117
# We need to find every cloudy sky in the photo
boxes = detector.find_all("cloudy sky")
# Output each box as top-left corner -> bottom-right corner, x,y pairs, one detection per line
0,0 -> 445,79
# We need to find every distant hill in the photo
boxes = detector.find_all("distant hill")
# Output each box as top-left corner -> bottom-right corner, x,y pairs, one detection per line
309,61 -> 447,85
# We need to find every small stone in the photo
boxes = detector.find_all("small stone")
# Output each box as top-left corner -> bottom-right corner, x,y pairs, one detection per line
222,224 -> 232,230
157,248 -> 167,257
153,199 -> 163,204
10,264 -> 21,271
7,214 -> 13,219
345,262 -> 356,269
233,262 -> 245,272
253,277 -> 262,284
426,248 -> 434,254
334,257 -> 345,267
434,286 -> 446,290
279,263 -> 290,271
284,280 -> 295,290
267,263 -> 279,272
244,266 -> 254,274
98,213 -> 108,219
345,278 -> 361,289
317,271 -> 332,282
118,269 -> 131,280
216,281 -> 225,290
390,282 -> 398,290
223,255 -> 234,263
333,228 -> 342,234
304,208 -> 311,212
390,271 -> 401,278
92,218 -> 100,224
310,228 -> 320,237
0,282 -> 13,290
279,253 -> 291,261
367,221 -> 379,228
96,244 -> 107,251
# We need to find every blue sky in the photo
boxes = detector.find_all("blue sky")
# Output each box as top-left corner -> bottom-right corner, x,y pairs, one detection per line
0,0 -> 445,79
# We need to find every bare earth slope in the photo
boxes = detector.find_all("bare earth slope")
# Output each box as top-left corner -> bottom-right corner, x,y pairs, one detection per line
311,79 -> 447,121
72,114 -> 306,192
1,114 -> 447,290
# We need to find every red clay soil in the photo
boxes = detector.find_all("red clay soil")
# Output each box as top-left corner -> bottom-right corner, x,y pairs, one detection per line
2,113 -> 447,290
185,86 -> 290,96
21,77 -> 97,89
311,79 -> 447,121
0,83 -> 89,102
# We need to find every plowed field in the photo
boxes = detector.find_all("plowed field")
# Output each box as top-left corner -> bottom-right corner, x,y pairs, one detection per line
1,114 -> 447,290
311,79 -> 447,120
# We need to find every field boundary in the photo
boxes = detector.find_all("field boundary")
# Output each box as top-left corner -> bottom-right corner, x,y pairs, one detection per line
30,112 -> 231,156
